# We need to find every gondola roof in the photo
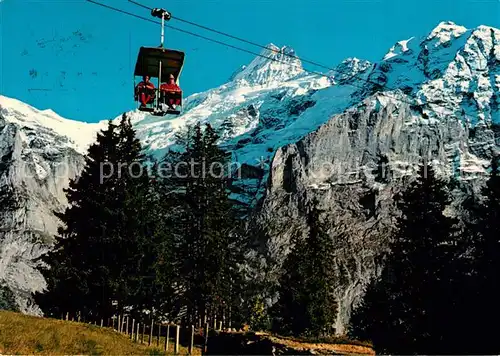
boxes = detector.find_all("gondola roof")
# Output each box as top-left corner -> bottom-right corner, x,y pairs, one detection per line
134,46 -> 185,80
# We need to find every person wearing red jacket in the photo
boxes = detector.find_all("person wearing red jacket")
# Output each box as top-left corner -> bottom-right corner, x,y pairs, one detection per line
160,74 -> 182,109
135,75 -> 155,107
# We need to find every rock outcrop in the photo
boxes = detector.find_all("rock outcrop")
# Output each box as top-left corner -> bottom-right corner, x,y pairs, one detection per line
255,93 -> 496,334
0,99 -> 102,312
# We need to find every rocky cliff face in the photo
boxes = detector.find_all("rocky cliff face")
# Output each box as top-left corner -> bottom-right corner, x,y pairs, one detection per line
254,22 -> 500,334
256,94 -> 496,334
0,22 -> 498,331
0,99 -> 104,312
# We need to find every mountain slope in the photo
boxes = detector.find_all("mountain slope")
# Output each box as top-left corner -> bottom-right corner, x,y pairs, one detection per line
0,98 -> 106,313
0,22 -> 498,332
255,22 -> 500,334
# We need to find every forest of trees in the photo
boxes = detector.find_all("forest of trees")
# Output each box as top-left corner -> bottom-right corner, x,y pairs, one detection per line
36,115 -> 246,328
349,159 -> 500,354
30,114 -> 500,354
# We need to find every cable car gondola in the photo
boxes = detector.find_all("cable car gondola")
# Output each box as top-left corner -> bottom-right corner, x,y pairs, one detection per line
133,8 -> 184,116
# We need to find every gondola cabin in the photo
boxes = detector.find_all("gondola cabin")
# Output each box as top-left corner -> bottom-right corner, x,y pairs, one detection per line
134,46 -> 184,116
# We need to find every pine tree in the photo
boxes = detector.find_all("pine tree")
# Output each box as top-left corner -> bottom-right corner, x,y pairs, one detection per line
36,114 -> 159,320
36,119 -> 119,319
0,283 -> 18,312
274,200 -> 337,337
145,159 -> 177,318
463,155 -> 500,353
349,163 -> 464,354
0,184 -> 19,213
201,124 -> 245,324
113,116 -> 166,314
373,153 -> 391,184
159,122 -> 244,325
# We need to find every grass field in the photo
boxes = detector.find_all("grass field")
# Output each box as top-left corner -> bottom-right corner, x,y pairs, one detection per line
0,310 -> 200,355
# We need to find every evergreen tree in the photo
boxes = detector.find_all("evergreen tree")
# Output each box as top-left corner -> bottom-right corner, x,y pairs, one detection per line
274,200 -> 337,337
36,119 -> 120,319
113,116 -> 168,314
159,122 -> 245,325
200,124 -> 245,324
36,114 -> 160,320
0,184 -> 19,214
373,153 -> 391,184
0,284 -> 18,312
463,155 -> 500,353
145,159 -> 177,318
349,163 -> 464,354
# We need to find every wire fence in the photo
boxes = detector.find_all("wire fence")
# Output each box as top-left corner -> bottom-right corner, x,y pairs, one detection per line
59,310 -> 234,355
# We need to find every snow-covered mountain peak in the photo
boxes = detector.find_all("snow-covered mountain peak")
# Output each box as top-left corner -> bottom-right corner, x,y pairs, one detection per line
367,22 -> 500,126
0,95 -> 105,154
467,25 -> 500,61
331,57 -> 372,83
231,43 -> 304,86
427,21 -> 468,46
262,42 -> 280,53
383,37 -> 415,60
338,57 -> 369,68
335,57 -> 372,74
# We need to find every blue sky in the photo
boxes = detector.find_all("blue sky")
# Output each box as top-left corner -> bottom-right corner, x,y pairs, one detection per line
1,0 -> 499,122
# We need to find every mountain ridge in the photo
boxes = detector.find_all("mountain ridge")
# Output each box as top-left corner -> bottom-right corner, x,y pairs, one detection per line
0,21 -> 499,330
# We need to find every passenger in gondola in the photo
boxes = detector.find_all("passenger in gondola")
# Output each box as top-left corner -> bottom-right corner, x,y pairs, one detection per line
160,74 -> 182,109
135,75 -> 155,107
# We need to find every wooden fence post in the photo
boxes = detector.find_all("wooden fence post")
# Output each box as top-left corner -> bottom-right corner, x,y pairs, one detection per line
203,322 -> 209,354
125,317 -> 129,335
165,324 -> 170,351
112,316 -> 115,330
77,311 -> 81,323
157,324 -> 161,347
118,315 -> 121,332
136,323 -> 140,342
218,321 -> 222,331
174,324 -> 180,354
149,319 -> 154,346
189,325 -> 194,354
100,319 -> 103,327
131,319 -> 135,340
142,322 -> 145,344
65,312 -> 69,321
